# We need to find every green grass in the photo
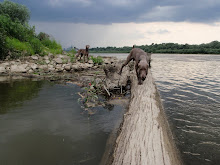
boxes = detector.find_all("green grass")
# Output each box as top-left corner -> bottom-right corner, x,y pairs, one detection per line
49,48 -> 62,54
67,52 -> 76,63
41,39 -> 62,55
6,37 -> 34,55
90,56 -> 103,65
37,60 -> 47,65
41,39 -> 62,49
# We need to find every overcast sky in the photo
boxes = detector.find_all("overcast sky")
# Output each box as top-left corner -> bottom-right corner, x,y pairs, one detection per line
4,0 -> 220,48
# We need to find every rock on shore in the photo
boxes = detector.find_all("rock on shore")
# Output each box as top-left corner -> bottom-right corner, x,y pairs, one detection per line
0,54 -> 117,75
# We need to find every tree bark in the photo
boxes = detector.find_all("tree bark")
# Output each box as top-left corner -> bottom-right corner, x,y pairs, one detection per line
112,70 -> 182,165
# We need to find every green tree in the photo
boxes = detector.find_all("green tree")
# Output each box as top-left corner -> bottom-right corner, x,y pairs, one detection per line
0,15 -> 35,42
0,0 -> 30,24
37,32 -> 50,41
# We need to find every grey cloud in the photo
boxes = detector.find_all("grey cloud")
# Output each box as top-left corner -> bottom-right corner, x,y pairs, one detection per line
146,29 -> 170,35
7,0 -> 220,24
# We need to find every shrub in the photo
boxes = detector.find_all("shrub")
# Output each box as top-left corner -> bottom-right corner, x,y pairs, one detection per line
41,38 -> 62,54
0,15 -> 35,42
29,37 -> 43,54
0,29 -> 7,59
6,37 -> 34,56
41,39 -> 62,49
37,32 -> 50,41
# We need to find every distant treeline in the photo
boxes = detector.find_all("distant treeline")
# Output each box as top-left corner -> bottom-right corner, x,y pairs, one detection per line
90,41 -> 220,54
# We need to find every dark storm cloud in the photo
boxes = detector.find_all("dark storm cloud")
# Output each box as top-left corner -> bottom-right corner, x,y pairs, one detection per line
6,0 -> 220,23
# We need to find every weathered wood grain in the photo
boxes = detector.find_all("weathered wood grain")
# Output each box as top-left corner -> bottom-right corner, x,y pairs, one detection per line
112,70 -> 182,165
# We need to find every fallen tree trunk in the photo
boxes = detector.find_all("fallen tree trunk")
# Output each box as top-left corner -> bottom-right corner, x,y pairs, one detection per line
111,70 -> 182,165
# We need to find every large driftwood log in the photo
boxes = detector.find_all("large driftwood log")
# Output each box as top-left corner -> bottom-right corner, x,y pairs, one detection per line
104,61 -> 134,90
112,70 -> 182,165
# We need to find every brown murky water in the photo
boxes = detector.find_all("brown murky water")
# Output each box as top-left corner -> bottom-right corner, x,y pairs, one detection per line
0,80 -> 125,165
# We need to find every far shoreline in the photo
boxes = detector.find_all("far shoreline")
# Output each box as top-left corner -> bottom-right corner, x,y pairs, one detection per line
91,52 -> 220,55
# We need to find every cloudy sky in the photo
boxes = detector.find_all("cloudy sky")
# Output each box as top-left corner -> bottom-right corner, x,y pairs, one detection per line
5,0 -> 220,48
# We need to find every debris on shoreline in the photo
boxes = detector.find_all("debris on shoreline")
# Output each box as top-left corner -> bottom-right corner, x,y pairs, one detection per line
0,53 -> 131,115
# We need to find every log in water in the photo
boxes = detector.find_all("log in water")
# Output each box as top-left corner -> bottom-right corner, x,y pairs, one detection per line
111,70 -> 182,165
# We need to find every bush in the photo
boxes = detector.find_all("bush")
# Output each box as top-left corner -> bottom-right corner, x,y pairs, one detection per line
0,15 -> 35,42
6,37 -> 34,56
37,32 -> 50,41
0,29 -> 7,59
29,37 -> 43,54
0,1 -> 62,58
0,0 -> 30,24
41,39 -> 61,49
41,39 -> 62,54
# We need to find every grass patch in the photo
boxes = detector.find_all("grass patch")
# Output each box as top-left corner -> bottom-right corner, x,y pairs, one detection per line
67,53 -> 76,63
6,37 -> 34,56
41,39 -> 62,55
37,60 -> 47,65
90,56 -> 103,65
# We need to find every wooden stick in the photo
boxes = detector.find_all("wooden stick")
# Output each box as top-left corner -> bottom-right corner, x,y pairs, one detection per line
104,85 -> 111,96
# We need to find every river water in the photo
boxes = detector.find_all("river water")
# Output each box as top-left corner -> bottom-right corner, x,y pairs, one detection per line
0,80 -> 125,165
95,53 -> 220,165
0,53 -> 219,165
151,54 -> 220,165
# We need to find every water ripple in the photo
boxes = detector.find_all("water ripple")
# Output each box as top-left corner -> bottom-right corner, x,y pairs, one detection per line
151,54 -> 220,165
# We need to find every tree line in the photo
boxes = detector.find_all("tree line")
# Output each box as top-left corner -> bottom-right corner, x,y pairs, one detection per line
90,41 -> 220,54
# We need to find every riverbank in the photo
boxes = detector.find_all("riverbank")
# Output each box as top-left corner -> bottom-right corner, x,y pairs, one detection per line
0,54 -> 118,83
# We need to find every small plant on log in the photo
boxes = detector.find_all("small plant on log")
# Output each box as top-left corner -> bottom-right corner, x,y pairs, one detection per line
78,73 -> 104,109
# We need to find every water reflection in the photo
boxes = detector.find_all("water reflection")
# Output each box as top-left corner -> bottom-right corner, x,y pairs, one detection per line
0,80 -> 45,114
0,81 -> 124,165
